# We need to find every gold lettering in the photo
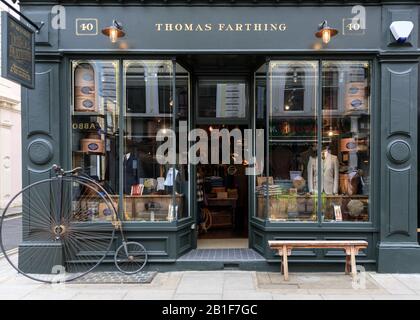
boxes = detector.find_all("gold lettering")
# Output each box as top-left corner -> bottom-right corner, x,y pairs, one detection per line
154,22 -> 287,32
185,24 -> 193,31
225,24 -> 234,31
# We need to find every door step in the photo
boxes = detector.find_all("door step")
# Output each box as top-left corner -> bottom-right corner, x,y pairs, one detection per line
178,248 -> 265,262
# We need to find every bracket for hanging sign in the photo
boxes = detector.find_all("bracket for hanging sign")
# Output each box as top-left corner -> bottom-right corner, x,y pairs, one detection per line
0,0 -> 44,33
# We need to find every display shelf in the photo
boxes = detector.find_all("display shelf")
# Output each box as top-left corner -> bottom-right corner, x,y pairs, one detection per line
72,111 -> 107,117
125,113 -> 173,118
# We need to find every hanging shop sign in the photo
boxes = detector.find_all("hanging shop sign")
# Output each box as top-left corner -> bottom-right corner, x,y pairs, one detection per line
1,12 -> 35,89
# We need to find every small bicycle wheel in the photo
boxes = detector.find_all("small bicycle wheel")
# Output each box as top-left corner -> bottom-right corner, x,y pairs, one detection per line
114,242 -> 147,274
0,176 -> 117,283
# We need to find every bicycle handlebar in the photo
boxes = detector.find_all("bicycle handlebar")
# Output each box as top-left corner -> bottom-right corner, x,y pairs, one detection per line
52,164 -> 83,176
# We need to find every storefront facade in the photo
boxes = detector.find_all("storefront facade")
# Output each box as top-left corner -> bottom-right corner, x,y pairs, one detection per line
18,0 -> 419,273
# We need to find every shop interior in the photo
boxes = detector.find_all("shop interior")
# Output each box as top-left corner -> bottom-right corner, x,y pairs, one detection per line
70,55 -> 371,248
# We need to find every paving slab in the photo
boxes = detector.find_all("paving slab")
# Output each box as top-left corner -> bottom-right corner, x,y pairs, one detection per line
321,294 -> 374,300
174,294 -> 222,300
222,290 -> 273,300
369,273 -> 415,295
223,273 -> 256,291
272,294 -> 323,300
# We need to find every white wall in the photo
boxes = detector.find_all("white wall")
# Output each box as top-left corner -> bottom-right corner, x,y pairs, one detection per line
0,3 -> 22,209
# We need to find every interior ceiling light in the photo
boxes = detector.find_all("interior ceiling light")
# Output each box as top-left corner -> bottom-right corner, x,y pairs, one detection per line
102,20 -> 125,43
315,20 -> 338,44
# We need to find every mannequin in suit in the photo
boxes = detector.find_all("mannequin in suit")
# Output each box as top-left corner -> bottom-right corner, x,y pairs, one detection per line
123,150 -> 144,195
307,145 -> 339,194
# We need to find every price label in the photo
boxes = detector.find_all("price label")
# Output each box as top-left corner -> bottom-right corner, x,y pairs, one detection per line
76,18 -> 98,36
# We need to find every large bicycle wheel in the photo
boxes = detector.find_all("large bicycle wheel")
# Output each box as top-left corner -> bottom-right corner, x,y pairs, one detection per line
114,242 -> 147,274
0,176 -> 117,283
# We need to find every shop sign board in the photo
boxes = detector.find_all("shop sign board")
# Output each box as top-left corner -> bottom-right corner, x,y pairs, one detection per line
1,12 -> 35,89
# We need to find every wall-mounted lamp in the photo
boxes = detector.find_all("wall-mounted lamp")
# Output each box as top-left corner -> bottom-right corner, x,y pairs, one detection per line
102,20 -> 125,43
315,20 -> 338,44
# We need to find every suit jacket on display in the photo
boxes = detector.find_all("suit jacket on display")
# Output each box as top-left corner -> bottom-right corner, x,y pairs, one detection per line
123,154 -> 141,194
307,151 -> 339,194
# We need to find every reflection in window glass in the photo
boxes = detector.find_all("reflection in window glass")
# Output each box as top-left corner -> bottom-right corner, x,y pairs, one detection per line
321,61 -> 370,222
71,60 -> 120,222
197,79 -> 248,119
262,61 -> 318,222
255,64 -> 267,219
123,61 -> 189,222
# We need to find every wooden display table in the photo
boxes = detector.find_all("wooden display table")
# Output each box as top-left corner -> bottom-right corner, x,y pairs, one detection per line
206,197 -> 238,228
269,240 -> 368,281
110,194 -> 184,221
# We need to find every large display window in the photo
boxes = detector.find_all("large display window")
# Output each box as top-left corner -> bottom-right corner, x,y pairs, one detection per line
256,60 -> 371,223
71,60 -> 120,222
71,59 -> 190,223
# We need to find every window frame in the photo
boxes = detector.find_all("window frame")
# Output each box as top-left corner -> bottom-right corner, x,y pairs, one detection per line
255,57 -> 377,229
68,57 -> 192,225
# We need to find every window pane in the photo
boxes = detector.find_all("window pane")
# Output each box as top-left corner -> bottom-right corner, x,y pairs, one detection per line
174,63 -> 190,220
197,79 -> 248,119
71,60 -> 120,222
124,61 -> 189,222
321,61 -> 370,222
254,63 -> 268,219
265,61 -> 318,222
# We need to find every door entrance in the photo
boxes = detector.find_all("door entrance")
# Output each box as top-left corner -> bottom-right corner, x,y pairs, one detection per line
195,125 -> 250,249
194,76 -> 251,249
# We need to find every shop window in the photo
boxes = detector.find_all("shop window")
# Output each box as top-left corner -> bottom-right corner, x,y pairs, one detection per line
71,60 -> 120,222
262,61 -> 318,222
71,59 -> 189,223
255,64 -> 267,219
321,61 -> 370,222
256,60 -> 371,223
123,60 -> 189,222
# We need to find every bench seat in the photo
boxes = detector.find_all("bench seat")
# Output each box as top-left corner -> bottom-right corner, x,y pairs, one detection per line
268,240 -> 368,281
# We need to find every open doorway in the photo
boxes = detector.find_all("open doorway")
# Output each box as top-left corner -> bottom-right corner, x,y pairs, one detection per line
193,75 -> 251,249
196,124 -> 249,249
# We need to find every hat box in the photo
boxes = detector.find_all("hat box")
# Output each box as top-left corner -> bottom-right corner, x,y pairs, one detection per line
74,63 -> 97,112
340,138 -> 357,152
345,82 -> 367,112
81,133 -> 104,154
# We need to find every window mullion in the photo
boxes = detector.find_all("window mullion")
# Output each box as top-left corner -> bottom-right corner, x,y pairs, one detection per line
317,60 -> 323,225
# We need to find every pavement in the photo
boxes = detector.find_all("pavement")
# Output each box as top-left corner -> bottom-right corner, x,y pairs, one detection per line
0,215 -> 22,251
1,262 -> 420,300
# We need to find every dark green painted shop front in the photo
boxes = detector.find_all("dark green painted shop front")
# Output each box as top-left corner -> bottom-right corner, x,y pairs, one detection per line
19,0 -> 420,273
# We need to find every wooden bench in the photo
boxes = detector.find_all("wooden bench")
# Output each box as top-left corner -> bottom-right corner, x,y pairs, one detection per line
268,240 -> 368,281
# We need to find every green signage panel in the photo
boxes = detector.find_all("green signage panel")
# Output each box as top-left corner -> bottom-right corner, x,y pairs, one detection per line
1,12 -> 35,89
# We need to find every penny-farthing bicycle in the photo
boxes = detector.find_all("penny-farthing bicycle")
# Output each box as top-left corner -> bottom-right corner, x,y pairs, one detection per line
0,165 -> 147,283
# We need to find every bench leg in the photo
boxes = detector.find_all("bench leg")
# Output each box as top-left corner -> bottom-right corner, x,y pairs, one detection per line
350,246 -> 357,278
279,251 -> 284,275
345,255 -> 351,275
282,246 -> 289,281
